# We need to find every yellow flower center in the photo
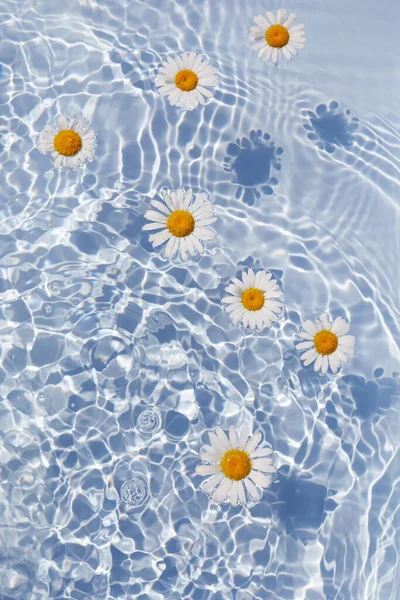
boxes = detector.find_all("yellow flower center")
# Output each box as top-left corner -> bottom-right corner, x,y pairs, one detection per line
166,209 -> 195,238
220,449 -> 251,481
53,129 -> 82,156
241,288 -> 265,311
175,69 -> 199,92
314,330 -> 339,355
265,24 -> 290,48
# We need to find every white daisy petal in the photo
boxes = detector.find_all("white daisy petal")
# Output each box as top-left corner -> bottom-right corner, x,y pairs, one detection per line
301,348 -> 317,362
302,320 -> 318,336
329,352 -> 340,374
266,11 -> 276,25
208,430 -> 220,451
331,317 -> 350,337
338,335 -> 356,348
144,210 -> 167,224
150,199 -> 171,215
215,427 -> 231,451
314,354 -> 323,372
200,452 -> 220,463
228,425 -> 237,448
262,46 -> 273,62
254,14 -> 270,29
185,235 -> 196,256
249,470 -> 274,488
340,344 -> 355,356
230,481 -> 239,506
58,115 -> 68,129
195,465 -> 220,476
303,350 -> 317,366
244,478 -> 261,502
321,355 -> 329,374
194,227 -> 215,241
238,481 -> 246,505
290,23 -> 305,33
142,222 -> 165,231
296,341 -> 313,350
272,48 -> 280,64
336,349 -> 349,363
250,447 -> 272,459
239,424 -> 250,448
183,188 -> 193,209
165,236 -> 178,258
149,230 -> 170,247
320,313 -> 331,330
53,154 -> 63,169
212,478 -> 232,503
284,13 -> 297,28
276,8 -> 287,24
243,431 -> 261,455
231,308 -> 246,324
202,473 -> 224,493
252,40 -> 267,51
251,458 -> 276,473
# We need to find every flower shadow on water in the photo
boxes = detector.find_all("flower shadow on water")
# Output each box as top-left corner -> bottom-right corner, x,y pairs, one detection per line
303,101 -> 359,154
272,466 -> 328,543
223,130 -> 283,206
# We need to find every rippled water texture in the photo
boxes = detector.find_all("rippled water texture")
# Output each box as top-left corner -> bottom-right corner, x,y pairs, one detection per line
0,0 -> 399,598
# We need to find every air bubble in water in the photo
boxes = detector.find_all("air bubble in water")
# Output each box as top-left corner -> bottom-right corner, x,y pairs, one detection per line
43,304 -> 52,314
38,393 -> 45,401
121,477 -> 149,507
19,473 -> 35,489
137,408 -> 161,434
0,566 -> 30,598
49,282 -> 60,294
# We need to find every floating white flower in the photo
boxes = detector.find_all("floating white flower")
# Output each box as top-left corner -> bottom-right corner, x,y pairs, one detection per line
37,115 -> 96,169
222,268 -> 283,330
143,188 -> 216,260
249,8 -> 305,65
296,313 -> 356,374
155,52 -> 218,111
196,424 -> 276,506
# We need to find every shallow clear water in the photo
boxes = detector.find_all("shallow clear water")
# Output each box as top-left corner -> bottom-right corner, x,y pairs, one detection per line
0,0 -> 399,599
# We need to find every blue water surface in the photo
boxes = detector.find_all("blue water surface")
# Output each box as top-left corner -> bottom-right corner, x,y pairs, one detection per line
0,0 -> 399,599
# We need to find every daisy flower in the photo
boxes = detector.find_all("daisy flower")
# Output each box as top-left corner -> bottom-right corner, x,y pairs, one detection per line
249,8 -> 305,65
196,424 -> 276,506
37,115 -> 96,169
296,313 -> 356,374
155,52 -> 218,111
143,188 -> 216,260
222,268 -> 283,331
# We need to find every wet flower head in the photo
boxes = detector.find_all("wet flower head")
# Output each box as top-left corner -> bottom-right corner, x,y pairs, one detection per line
143,188 -> 216,261
156,52 -> 218,111
37,114 -> 96,169
196,424 -> 276,506
296,313 -> 356,374
249,8 -> 305,65
222,268 -> 283,331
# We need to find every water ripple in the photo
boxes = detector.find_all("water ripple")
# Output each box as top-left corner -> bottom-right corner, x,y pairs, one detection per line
0,0 -> 399,599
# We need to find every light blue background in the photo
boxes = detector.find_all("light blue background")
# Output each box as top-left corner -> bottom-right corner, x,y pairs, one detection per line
0,0 -> 399,598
